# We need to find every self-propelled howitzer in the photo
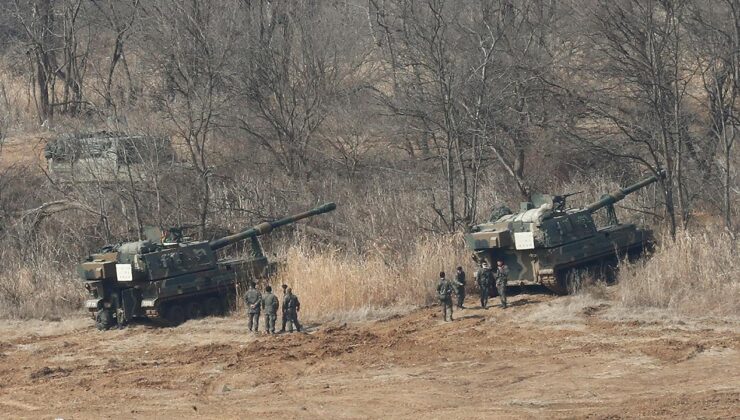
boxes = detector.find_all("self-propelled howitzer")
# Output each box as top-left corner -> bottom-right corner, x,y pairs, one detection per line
465,173 -> 663,294
80,203 -> 336,329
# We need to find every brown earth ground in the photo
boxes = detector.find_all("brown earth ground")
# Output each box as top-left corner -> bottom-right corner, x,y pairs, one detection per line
1,292 -> 738,419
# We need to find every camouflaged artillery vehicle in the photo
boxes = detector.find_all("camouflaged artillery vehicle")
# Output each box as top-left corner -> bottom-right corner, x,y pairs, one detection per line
465,172 -> 664,294
80,203 -> 336,329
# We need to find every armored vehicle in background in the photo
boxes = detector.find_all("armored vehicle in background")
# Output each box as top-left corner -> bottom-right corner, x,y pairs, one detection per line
465,172 -> 664,294
44,131 -> 174,182
80,203 -> 336,329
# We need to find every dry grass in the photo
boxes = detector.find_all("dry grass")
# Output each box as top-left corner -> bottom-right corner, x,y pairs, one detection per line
267,235 -> 468,322
0,73 -> 37,126
616,229 -> 739,317
0,260 -> 85,319
519,294 -> 603,329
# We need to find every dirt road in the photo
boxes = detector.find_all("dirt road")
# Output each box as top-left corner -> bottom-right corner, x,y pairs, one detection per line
1,293 -> 738,419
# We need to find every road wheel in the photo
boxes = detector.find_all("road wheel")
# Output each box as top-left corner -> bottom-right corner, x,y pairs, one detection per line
186,301 -> 203,320
204,297 -> 223,317
95,309 -> 114,330
223,292 -> 236,314
164,304 -> 186,326
565,268 -> 584,294
554,268 -> 582,295
597,260 -> 618,284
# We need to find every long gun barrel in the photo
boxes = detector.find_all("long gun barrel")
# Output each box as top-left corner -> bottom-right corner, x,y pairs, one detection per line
208,202 -> 337,251
584,171 -> 664,213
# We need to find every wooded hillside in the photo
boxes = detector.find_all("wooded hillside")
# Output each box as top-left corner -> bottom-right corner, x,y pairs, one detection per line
0,0 -> 737,318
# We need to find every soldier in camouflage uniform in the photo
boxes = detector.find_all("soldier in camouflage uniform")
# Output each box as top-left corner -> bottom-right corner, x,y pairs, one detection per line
436,272 -> 459,322
283,287 -> 302,333
476,262 -> 493,309
455,266 -> 466,308
261,285 -> 279,334
495,260 -> 509,308
244,282 -> 262,333
279,284 -> 289,333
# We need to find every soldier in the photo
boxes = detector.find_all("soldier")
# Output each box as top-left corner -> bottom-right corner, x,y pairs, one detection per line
283,287 -> 302,333
476,262 -> 492,309
436,271 -> 456,321
261,285 -> 279,334
244,282 -> 262,333
279,284 -> 289,333
455,266 -> 466,308
495,260 -> 509,308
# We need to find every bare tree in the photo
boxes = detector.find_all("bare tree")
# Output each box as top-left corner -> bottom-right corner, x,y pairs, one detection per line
13,0 -> 91,121
570,0 -> 698,239
147,0 -> 239,237
57,0 -> 88,115
90,0 -> 141,110
370,0 -> 568,230
369,0 -> 484,231
13,0 -> 55,122
234,1 -> 368,179
690,0 -> 739,236
319,103 -> 380,179
0,81 -> 8,149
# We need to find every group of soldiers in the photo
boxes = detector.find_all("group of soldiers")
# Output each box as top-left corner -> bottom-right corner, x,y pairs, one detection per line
436,260 -> 509,322
243,283 -> 302,334
243,260 -> 509,331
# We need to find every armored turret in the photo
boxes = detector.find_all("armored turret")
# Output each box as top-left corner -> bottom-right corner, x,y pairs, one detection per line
465,172 -> 663,294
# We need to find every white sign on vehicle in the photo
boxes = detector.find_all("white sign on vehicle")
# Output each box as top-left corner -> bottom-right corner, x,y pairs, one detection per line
514,232 -> 535,250
116,264 -> 133,281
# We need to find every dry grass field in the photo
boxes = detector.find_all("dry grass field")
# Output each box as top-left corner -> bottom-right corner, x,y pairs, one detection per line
268,235 -> 468,321
618,231 -> 739,317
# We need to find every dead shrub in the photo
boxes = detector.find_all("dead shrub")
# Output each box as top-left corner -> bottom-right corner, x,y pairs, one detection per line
0,260 -> 84,319
267,234 -> 468,322
616,229 -> 739,317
